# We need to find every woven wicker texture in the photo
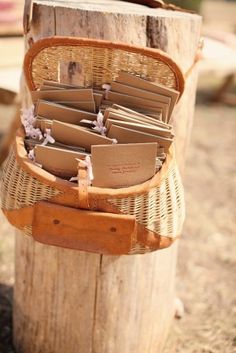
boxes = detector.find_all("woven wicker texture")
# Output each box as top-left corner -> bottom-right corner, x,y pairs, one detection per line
108,159 -> 185,238
33,46 -> 176,89
0,148 -> 62,211
24,37 -> 185,95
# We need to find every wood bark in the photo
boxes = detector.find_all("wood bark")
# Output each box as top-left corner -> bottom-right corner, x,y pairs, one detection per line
14,2 -> 201,353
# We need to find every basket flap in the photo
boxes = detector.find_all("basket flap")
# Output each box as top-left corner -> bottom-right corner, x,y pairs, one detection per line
24,36 -> 185,97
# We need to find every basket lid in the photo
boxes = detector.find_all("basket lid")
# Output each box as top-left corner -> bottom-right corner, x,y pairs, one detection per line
24,36 -> 185,97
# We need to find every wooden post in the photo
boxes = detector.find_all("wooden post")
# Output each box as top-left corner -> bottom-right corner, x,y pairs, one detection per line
14,2 -> 201,353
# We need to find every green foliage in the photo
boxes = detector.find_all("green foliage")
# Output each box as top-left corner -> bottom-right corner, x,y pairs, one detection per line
169,0 -> 203,13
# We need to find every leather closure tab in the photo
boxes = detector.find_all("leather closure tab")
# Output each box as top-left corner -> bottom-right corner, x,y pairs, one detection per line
32,201 -> 137,255
78,160 -> 90,210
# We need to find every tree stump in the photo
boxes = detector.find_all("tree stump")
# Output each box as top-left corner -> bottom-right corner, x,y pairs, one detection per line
14,2 -> 201,353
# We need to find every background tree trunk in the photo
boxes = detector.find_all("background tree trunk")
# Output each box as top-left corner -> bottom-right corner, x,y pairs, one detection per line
14,2 -> 201,353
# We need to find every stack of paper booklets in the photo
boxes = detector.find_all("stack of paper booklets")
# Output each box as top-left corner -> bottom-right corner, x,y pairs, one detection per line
25,72 -> 179,188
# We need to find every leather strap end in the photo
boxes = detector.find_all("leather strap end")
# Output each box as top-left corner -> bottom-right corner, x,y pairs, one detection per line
78,160 -> 90,210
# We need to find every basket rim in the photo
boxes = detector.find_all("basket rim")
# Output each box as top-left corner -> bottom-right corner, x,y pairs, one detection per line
24,36 -> 185,97
14,126 -> 175,199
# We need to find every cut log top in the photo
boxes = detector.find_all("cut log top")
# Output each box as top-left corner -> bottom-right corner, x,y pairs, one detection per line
34,0 -> 201,19
30,0 -> 201,74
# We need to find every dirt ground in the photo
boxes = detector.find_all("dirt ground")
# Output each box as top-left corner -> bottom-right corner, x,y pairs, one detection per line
0,96 -> 235,353
163,101 -> 236,353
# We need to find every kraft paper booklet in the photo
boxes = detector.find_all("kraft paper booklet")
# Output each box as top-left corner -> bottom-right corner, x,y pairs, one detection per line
50,101 -> 96,113
36,100 -> 97,124
115,71 -> 179,121
111,81 -> 171,115
91,143 -> 157,188
42,80 -> 82,89
93,93 -> 103,111
107,91 -> 169,121
110,105 -> 171,128
25,137 -> 86,153
102,97 -> 164,118
105,110 -> 160,128
100,101 -> 164,120
31,88 -> 94,104
107,125 -> 172,152
40,85 -> 62,91
102,103 -> 162,121
35,145 -> 89,178
105,106 -> 172,130
51,120 -> 114,152
105,119 -> 173,139
40,81 -> 103,112
105,112 -> 160,129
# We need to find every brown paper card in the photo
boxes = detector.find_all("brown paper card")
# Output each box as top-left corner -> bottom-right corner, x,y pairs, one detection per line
111,105 -> 168,126
91,143 -> 157,188
103,103 -> 163,120
107,125 -> 172,152
35,145 -> 88,178
36,100 -> 97,124
107,91 -> 168,121
54,101 -> 96,113
105,110 -> 157,127
25,136 -> 86,153
94,93 -> 103,111
105,106 -> 171,129
116,71 -> 179,121
51,120 -> 114,152
43,80 -> 82,89
111,81 -> 171,112
106,119 -> 173,138
40,85 -> 63,91
31,89 -> 93,104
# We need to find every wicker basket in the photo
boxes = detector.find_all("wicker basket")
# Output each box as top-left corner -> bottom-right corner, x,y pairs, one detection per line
0,37 -> 185,255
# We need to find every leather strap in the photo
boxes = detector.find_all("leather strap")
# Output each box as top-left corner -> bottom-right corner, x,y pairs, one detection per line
78,160 -> 90,210
122,0 -> 195,13
123,0 -> 165,8
3,202 -> 176,253
23,0 -> 32,34
184,38 -> 204,79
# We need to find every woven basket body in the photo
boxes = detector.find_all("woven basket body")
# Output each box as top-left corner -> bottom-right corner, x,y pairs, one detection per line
0,37 -> 185,255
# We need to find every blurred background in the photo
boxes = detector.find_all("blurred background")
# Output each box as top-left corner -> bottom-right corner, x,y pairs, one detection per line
0,1 -> 235,352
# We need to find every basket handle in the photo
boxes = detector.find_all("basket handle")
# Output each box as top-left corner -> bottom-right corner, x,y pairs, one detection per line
122,0 -> 195,13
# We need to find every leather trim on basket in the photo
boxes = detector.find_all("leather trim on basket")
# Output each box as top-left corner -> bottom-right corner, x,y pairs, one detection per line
78,161 -> 90,209
3,204 -> 178,254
